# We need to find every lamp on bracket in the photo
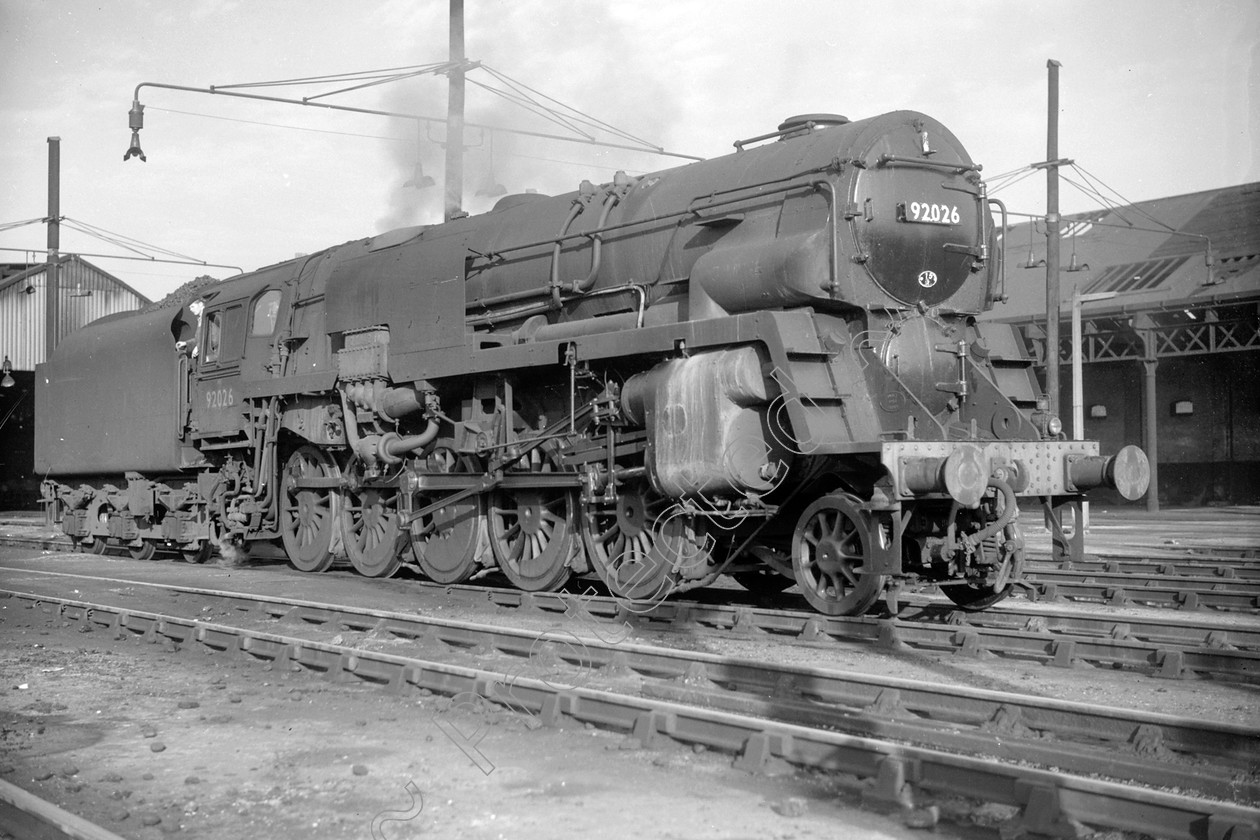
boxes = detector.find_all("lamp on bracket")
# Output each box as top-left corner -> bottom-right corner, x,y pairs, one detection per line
1,356 -> 14,388
123,99 -> 146,162
1022,221 -> 1045,269
1066,226 -> 1089,272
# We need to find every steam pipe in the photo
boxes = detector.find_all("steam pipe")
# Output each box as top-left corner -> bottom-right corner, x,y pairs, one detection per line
964,478 -> 1018,548
549,201 -> 585,308
339,389 -> 441,466
572,190 -> 620,293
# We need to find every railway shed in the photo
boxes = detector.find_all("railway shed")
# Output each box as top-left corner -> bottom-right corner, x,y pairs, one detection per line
0,256 -> 150,509
984,182 -> 1260,508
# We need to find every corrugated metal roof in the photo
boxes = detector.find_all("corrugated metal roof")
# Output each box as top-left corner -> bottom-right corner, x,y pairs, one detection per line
985,182 -> 1260,323
0,256 -> 152,370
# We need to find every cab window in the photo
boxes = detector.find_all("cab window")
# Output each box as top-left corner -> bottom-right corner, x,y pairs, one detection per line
204,311 -> 223,362
251,290 -> 282,336
202,303 -> 244,365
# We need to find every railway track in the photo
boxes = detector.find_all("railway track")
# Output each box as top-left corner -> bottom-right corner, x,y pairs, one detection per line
1025,554 -> 1260,580
1023,568 -> 1260,611
6,524 -> 1260,614
3,557 -> 1258,684
2,582 -> 1255,839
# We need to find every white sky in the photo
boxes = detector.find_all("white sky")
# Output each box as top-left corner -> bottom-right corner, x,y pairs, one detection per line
1,0 -> 1256,301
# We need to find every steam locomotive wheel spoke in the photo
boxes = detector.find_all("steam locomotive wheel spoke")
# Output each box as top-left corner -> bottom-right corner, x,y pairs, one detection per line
280,445 -> 342,573
792,493 -> 885,616
410,445 -> 485,585
583,489 -> 708,603
489,485 -> 575,592
343,484 -> 405,579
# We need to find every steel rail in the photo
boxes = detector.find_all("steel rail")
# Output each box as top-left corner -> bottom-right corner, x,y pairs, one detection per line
1026,567 -> 1260,596
926,599 -> 1260,653
1023,543 -> 1260,562
464,587 -> 1260,682
3,576 -> 1258,799
3,589 -> 1256,839
0,556 -> 1256,681
0,778 -> 128,840
1025,555 -> 1260,581
1026,575 -> 1260,612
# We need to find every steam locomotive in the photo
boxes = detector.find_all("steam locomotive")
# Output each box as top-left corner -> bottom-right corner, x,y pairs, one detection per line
36,110 -> 1149,616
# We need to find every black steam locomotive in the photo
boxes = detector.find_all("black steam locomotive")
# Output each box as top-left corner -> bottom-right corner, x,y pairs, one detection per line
37,110 -> 1148,616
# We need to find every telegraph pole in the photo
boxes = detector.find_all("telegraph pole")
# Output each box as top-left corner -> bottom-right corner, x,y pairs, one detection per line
1044,60 -> 1062,416
45,136 -> 61,361
443,0 -> 465,221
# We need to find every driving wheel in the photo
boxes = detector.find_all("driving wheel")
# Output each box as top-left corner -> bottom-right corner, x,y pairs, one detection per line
409,444 -> 486,584
583,485 -> 711,603
487,461 -> 576,592
341,459 -> 406,578
280,445 -> 342,573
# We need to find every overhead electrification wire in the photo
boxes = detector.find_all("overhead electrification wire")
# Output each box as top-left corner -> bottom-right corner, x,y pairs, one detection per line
479,64 -> 660,149
1067,164 -> 1180,233
149,107 -> 413,141
148,107 -> 653,175
986,168 -> 1040,195
59,217 -> 201,262
133,61 -> 695,161
0,246 -> 241,273
0,218 -> 45,233
212,63 -> 452,91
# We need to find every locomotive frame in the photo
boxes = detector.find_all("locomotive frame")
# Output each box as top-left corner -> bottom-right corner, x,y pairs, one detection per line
36,111 -> 1149,616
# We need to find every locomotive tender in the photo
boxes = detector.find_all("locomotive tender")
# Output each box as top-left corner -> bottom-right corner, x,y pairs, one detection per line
36,110 -> 1149,616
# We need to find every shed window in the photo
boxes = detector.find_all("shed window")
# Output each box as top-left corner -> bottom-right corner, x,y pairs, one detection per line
251,290 -> 282,336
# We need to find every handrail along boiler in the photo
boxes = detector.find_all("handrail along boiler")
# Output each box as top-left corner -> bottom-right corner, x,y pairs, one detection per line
36,111 -> 1149,615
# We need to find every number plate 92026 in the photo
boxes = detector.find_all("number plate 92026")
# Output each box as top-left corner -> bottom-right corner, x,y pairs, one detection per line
898,201 -> 960,226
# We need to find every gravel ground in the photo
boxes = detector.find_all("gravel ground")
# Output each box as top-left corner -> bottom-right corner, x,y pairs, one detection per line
0,557 -> 989,840
0,507 -> 1256,838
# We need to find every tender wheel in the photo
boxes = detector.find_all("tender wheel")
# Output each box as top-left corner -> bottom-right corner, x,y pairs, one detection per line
180,517 -> 218,564
280,445 -> 342,573
86,501 -> 112,555
409,444 -> 486,584
341,462 -> 406,578
583,486 -> 711,603
129,540 -> 157,561
792,493 -> 886,616
181,542 -> 213,564
488,466 -> 576,592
